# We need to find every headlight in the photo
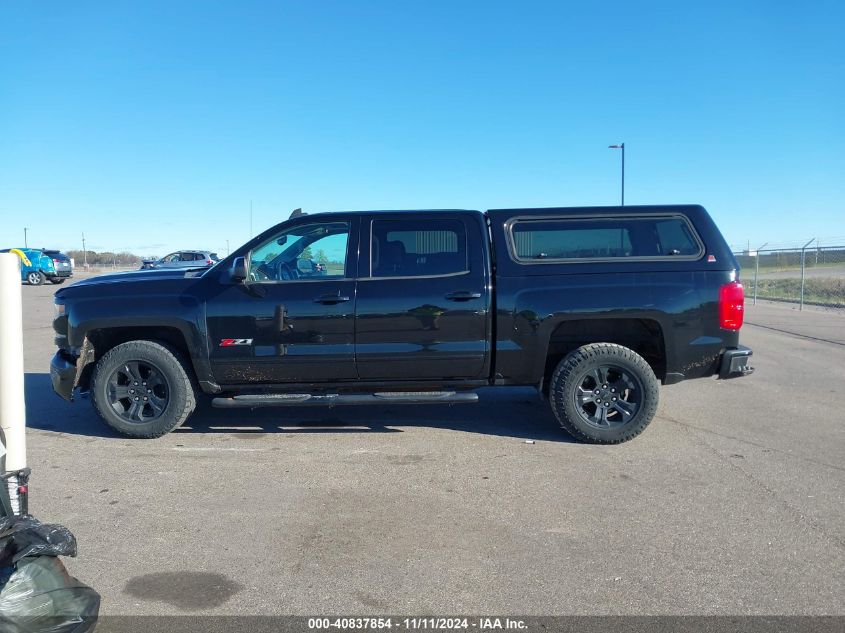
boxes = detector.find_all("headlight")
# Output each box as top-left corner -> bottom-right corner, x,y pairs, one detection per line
54,302 -> 65,318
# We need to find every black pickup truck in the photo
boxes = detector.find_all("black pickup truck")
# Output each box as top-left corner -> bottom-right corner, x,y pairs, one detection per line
50,205 -> 752,443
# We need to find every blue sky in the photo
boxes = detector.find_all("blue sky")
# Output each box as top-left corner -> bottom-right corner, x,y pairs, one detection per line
1,1 -> 843,257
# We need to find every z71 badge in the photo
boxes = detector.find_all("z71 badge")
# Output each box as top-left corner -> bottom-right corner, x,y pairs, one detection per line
219,338 -> 253,347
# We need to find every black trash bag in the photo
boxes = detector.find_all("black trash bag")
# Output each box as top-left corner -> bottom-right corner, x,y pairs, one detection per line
0,516 -> 77,566
0,516 -> 99,633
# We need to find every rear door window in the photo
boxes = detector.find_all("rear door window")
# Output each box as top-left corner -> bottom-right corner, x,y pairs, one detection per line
371,219 -> 468,278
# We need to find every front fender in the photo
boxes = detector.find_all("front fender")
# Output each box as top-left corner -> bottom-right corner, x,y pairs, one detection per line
65,289 -> 214,390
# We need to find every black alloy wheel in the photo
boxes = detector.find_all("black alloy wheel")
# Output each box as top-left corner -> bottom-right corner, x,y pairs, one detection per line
105,360 -> 170,423
573,364 -> 643,429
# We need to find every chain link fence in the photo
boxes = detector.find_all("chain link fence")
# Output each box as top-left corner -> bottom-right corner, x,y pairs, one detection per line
734,244 -> 845,310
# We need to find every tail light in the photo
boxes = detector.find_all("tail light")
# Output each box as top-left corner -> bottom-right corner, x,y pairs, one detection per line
719,281 -> 744,330
206,259 -> 213,265
53,259 -> 60,264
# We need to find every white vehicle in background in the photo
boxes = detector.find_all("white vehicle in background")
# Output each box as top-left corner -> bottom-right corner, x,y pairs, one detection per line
141,250 -> 219,270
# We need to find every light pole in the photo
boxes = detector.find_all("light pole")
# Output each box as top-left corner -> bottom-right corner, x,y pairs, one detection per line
23,228 -> 28,248
608,143 -> 625,205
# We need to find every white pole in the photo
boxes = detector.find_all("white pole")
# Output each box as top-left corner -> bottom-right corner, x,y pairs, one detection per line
0,253 -> 27,513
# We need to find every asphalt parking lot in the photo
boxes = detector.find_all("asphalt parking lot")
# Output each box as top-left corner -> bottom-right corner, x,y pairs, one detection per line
17,274 -> 845,615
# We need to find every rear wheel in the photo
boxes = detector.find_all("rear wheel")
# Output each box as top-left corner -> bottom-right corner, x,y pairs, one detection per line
26,271 -> 45,286
91,340 -> 196,438
49,277 -> 65,285
550,343 -> 659,443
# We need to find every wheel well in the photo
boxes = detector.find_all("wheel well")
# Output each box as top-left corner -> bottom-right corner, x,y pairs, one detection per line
543,318 -> 666,390
77,327 -> 192,391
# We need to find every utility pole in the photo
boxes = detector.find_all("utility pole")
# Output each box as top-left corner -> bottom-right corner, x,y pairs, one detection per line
608,143 -> 625,205
226,240 -> 230,256
23,228 -> 28,248
82,232 -> 88,269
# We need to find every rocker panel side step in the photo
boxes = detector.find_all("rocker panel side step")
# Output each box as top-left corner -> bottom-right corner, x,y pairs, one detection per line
211,391 -> 479,408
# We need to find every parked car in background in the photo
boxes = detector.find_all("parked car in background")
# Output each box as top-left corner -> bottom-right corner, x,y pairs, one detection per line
140,250 -> 219,270
0,247 -> 73,285
42,249 -> 74,283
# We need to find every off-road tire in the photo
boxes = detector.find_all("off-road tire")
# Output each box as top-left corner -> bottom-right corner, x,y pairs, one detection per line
550,343 -> 659,444
91,340 -> 196,438
26,270 -> 46,286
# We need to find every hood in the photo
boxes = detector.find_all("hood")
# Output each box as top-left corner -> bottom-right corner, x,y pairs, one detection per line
56,267 -> 209,293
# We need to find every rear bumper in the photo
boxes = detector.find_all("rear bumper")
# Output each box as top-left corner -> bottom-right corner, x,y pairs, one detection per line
50,351 -> 78,401
718,345 -> 754,379
49,269 -> 73,278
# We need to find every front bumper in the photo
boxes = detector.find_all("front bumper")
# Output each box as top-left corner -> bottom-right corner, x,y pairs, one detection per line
718,345 -> 754,379
50,350 -> 78,401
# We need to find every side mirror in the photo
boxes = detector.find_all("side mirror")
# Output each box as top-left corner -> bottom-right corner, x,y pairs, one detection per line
229,257 -> 247,283
297,258 -> 315,274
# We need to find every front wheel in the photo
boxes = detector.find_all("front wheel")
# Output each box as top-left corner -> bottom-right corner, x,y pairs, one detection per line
26,271 -> 46,286
91,340 -> 196,438
549,343 -> 659,444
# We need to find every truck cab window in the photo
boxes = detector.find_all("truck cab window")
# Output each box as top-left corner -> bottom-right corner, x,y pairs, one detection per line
248,221 -> 350,282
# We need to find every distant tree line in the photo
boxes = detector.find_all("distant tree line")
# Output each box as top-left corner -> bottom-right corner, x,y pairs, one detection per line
65,250 -> 148,267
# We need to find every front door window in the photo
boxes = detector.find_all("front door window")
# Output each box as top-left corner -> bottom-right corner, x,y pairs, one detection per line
248,222 -> 350,282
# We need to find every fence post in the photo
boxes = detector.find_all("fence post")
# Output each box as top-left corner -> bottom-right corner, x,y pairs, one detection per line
753,242 -> 767,306
799,238 -> 815,311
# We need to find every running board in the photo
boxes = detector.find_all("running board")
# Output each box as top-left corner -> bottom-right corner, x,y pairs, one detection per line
211,391 -> 479,409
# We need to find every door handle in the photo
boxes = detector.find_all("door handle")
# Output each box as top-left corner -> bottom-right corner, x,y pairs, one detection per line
314,293 -> 351,305
445,291 -> 482,301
